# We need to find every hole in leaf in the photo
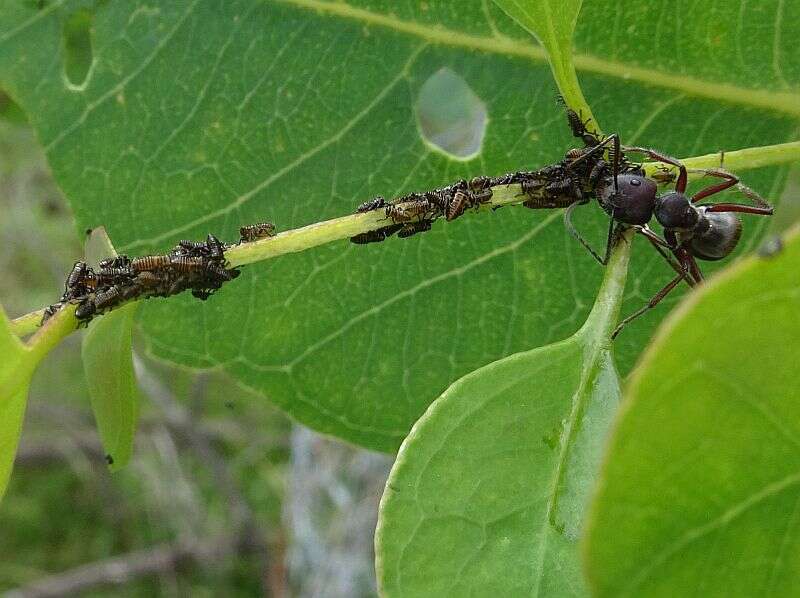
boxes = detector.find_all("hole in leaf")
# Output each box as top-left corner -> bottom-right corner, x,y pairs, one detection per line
62,9 -> 94,89
415,68 -> 487,160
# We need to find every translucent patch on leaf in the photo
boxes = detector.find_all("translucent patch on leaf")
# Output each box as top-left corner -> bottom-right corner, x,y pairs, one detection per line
415,68 -> 487,160
62,9 -> 95,90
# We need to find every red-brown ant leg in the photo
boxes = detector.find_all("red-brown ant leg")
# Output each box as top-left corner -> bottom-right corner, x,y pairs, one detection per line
611,272 -> 685,339
689,168 -> 773,210
622,145 -> 688,193
705,203 -> 774,216
733,179 -> 772,207
616,234 -> 701,340
635,226 -> 693,282
665,229 -> 704,284
681,248 -> 704,284
689,169 -> 738,203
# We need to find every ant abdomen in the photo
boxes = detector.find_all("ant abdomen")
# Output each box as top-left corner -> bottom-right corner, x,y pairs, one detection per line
687,210 -> 742,261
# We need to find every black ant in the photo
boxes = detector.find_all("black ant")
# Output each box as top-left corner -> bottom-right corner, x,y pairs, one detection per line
558,114 -> 773,336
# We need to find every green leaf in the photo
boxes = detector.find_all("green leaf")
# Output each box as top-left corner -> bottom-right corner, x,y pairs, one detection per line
0,306 -> 36,501
491,0 -> 581,47
491,0 -> 593,121
81,302 -> 139,470
376,238 -> 630,596
81,228 -> 140,470
584,227 -> 800,597
0,1 -> 796,450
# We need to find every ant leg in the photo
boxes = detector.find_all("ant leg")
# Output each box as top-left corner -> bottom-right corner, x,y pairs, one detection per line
681,247 -> 704,283
688,168 -> 738,202
705,203 -> 774,216
689,168 -> 773,212
622,145 -> 688,193
732,179 -> 771,208
564,199 -> 609,265
665,229 -> 704,284
611,272 -> 685,339
607,133 -> 621,195
635,226 -> 693,283
600,217 -> 622,265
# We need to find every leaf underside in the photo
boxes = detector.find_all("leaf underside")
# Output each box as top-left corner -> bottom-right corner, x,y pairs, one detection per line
0,0 -> 797,450
585,227 -> 800,597
376,335 -> 622,597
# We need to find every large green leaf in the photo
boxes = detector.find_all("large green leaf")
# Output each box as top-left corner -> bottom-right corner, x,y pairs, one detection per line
376,239 -> 629,596
81,228 -> 140,470
0,1 -> 796,450
584,227 -> 800,597
0,306 -> 35,501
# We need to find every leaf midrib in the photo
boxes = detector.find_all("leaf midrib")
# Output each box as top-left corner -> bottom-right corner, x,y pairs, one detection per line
271,0 -> 800,118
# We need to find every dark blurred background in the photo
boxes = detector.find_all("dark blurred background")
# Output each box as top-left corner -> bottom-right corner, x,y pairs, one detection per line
1,92 -> 391,597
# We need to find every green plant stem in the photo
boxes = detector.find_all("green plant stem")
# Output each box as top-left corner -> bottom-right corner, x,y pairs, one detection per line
9,310 -> 43,338
579,228 -> 633,343
549,49 -> 598,135
226,183 -> 524,268
23,304 -> 76,360
643,140 -> 800,179
8,140 -> 799,340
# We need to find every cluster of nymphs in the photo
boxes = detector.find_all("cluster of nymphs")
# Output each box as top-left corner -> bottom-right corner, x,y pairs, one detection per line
43,223 -> 275,326
350,177 -> 493,244
349,170 -> 558,245
347,132 -> 611,246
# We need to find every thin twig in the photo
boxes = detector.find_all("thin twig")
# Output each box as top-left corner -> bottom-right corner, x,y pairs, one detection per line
2,541 -> 221,598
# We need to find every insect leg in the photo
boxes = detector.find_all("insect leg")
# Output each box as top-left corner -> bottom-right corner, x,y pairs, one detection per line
622,145 -> 688,193
611,272 -> 685,339
564,198 -> 610,265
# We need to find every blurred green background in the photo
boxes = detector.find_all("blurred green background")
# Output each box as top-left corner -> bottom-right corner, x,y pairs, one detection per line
0,93 -> 391,597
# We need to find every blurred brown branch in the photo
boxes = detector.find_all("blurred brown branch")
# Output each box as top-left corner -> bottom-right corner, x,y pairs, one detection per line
3,541 -> 225,598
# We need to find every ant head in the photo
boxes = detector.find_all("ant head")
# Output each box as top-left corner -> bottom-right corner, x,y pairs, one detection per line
654,192 -> 699,230
603,173 -> 657,225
